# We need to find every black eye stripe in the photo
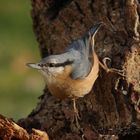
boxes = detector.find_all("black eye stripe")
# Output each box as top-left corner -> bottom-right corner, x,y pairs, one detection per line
49,63 -> 55,67
52,60 -> 73,67
38,60 -> 73,68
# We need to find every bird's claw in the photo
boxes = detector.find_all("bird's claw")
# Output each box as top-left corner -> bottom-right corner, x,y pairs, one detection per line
99,57 -> 125,76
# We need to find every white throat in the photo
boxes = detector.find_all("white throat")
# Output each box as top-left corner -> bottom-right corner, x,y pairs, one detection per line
47,66 -> 64,74
39,66 -> 64,78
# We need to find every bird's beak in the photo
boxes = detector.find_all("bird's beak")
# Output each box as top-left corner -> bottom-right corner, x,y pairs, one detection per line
89,22 -> 103,36
26,63 -> 42,70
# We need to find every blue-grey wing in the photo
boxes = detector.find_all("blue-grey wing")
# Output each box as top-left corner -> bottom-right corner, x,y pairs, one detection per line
67,39 -> 92,80
70,59 -> 91,79
66,23 -> 102,79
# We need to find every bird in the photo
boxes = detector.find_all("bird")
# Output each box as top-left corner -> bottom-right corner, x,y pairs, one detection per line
27,23 -> 111,128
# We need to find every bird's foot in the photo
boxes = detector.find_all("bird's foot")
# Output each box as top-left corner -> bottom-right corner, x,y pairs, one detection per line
99,57 -> 125,76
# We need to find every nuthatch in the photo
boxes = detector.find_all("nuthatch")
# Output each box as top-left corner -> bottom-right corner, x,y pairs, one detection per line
27,23 -> 122,127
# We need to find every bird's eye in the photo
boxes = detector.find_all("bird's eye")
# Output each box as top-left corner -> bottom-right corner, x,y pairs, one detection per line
48,63 -> 55,67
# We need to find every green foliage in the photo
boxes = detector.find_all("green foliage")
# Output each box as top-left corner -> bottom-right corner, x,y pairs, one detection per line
0,0 -> 43,120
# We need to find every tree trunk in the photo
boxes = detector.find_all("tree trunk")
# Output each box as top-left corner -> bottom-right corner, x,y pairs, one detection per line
18,0 -> 140,140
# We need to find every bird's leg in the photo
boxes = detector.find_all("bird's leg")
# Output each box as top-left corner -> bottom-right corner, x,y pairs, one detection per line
72,98 -> 80,128
99,57 -> 125,76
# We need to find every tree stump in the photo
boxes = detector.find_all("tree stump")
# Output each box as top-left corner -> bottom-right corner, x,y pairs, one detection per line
1,0 -> 140,140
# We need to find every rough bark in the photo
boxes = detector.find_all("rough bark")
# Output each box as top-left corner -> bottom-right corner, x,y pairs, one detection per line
0,115 -> 49,140
17,0 -> 140,140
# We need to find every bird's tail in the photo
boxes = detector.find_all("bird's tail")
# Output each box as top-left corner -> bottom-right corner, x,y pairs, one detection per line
86,22 -> 103,64
88,22 -> 103,36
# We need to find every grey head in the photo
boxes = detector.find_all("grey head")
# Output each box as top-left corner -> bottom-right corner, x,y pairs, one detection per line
27,22 -> 102,79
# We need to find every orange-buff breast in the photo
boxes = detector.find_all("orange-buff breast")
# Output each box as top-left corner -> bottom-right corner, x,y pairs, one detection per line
46,52 -> 99,99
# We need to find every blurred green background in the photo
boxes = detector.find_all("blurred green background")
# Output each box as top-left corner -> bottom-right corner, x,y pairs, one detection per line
0,0 -> 44,120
